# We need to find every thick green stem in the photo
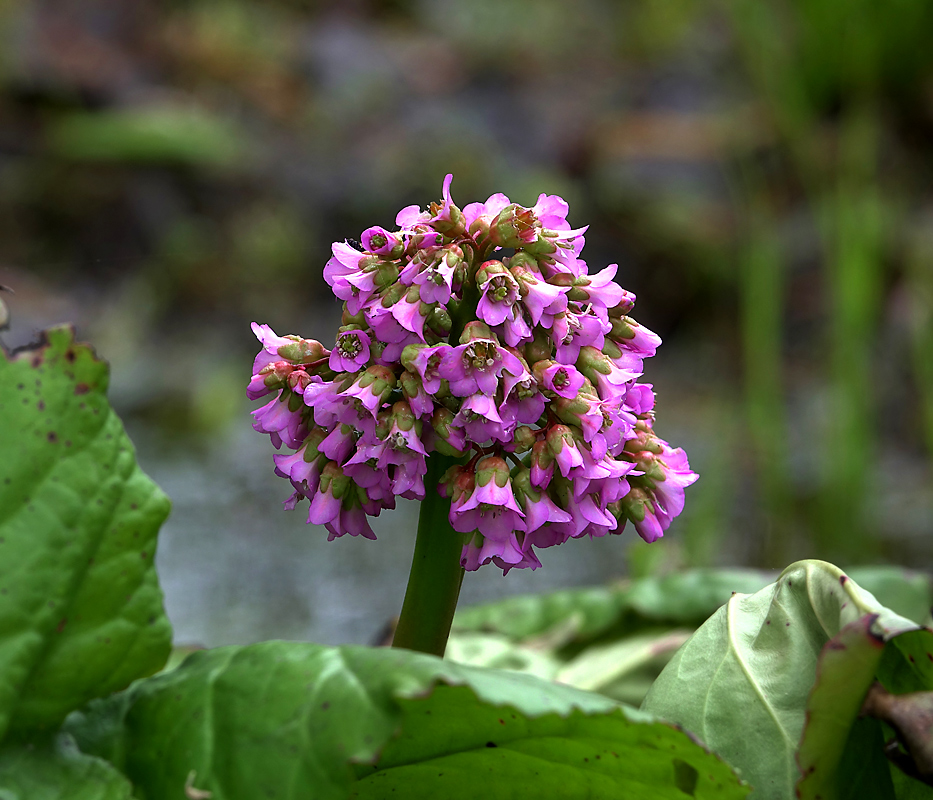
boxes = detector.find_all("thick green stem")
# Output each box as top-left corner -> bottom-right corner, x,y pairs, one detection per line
392,453 -> 465,656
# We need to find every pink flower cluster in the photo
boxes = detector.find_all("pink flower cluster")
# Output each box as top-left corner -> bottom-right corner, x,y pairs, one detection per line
249,175 -> 697,572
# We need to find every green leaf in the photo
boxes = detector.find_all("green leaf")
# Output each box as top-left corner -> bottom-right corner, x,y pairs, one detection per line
845,567 -> 933,626
555,629 -> 693,695
67,641 -> 749,799
0,734 -> 132,800
443,633 -> 560,681
0,327 -> 172,739
642,559 -> 931,799
452,568 -> 775,645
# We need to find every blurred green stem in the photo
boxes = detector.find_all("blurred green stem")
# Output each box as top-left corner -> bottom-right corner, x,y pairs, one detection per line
817,107 -> 884,558
392,454 -> 464,656
906,245 -> 933,460
737,188 -> 790,563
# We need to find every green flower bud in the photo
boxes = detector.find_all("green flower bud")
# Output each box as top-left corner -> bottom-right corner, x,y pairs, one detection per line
510,425 -> 537,454
489,204 -> 537,249
277,337 -> 328,365
459,320 -> 496,344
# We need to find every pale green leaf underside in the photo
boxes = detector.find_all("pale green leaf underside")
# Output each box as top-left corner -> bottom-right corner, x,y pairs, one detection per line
643,559 -> 929,800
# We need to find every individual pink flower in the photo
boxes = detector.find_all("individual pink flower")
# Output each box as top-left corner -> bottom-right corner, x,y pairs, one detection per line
329,329 -> 371,372
362,225 -> 401,256
401,343 -> 450,394
476,264 -> 521,327
552,309 -> 610,364
536,361 -> 585,399
251,394 -> 306,450
439,336 -> 524,397
449,456 -> 525,538
452,392 -> 513,444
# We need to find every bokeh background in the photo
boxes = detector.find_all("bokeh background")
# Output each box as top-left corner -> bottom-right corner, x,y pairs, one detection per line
2,0 -> 932,647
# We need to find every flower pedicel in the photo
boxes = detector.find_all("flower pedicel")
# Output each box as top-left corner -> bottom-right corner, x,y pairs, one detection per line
248,175 -> 697,572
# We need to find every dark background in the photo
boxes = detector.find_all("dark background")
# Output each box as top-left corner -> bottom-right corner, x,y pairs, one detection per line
2,0 -> 932,644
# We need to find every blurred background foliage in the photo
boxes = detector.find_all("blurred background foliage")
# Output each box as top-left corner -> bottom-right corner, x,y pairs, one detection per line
1,0 -> 932,611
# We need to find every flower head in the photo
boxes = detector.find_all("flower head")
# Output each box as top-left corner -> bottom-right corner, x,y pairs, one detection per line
248,175 -> 695,571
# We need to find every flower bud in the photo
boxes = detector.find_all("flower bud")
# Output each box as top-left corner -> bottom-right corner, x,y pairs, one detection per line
610,316 -> 636,341
426,305 -> 452,337
362,225 -> 404,258
440,463 -> 474,502
458,320 -> 496,345
523,328 -> 554,364
601,339 -> 623,360
619,487 -> 649,523
530,438 -> 554,488
259,360 -> 295,391
277,337 -> 328,365
379,281 -> 406,308
509,425 -> 537,454
318,461 -> 352,500
506,251 -> 541,273
489,204 -> 537,248
287,370 -> 313,393
430,407 -> 468,456
575,345 -> 613,383
608,291 -> 637,317
342,307 -> 367,326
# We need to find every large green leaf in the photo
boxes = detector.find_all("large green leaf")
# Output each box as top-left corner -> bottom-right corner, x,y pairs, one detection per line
0,735 -> 132,800
0,327 -> 172,738
642,560 -> 933,799
66,641 -> 749,799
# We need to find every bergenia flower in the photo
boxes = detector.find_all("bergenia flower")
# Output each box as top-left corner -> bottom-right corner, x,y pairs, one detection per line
330,329 -> 371,372
248,174 -> 696,572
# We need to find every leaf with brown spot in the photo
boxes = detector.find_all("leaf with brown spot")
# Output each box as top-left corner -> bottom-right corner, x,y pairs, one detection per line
0,326 -> 172,740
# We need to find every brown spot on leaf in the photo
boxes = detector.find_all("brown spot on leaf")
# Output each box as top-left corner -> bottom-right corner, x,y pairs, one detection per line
74,383 -> 89,395
47,432 -> 58,443
840,575 -> 848,585
57,618 -> 67,633
65,349 -> 76,363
